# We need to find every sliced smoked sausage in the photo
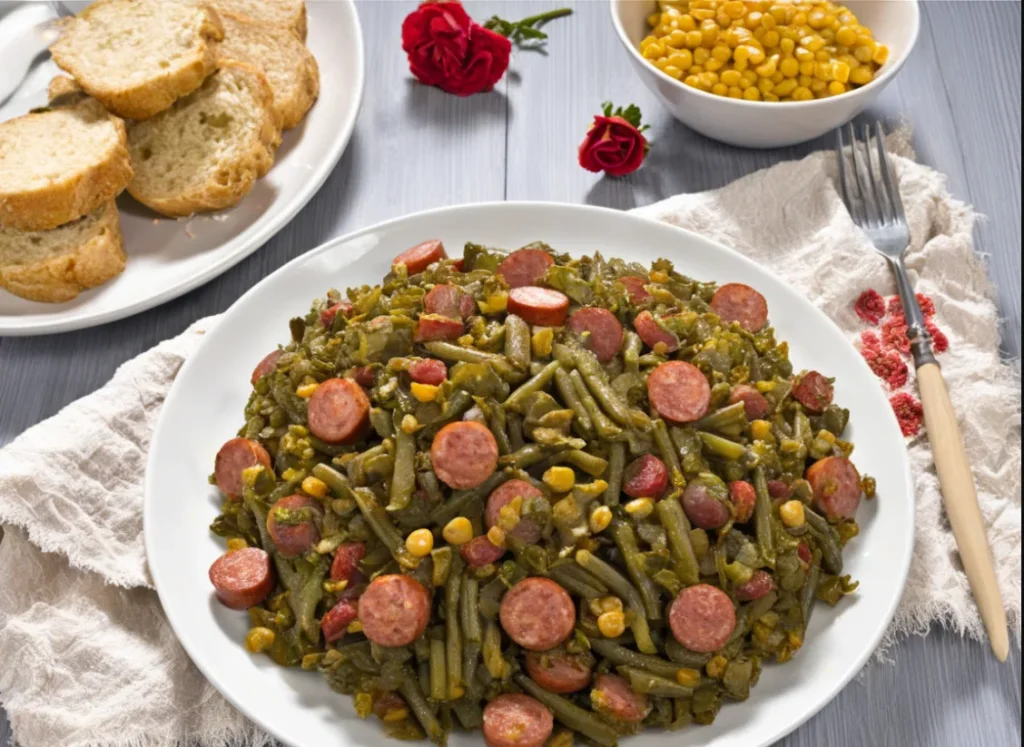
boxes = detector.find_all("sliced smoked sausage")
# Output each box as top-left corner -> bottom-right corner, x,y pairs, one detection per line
806,456 -> 862,521
460,535 -> 506,568
214,437 -> 273,499
209,547 -> 274,610
728,480 -> 757,523
393,240 -> 447,275
728,384 -> 771,420
668,584 -> 737,653
567,307 -> 624,363
267,494 -> 321,557
251,350 -> 281,386
482,693 -> 554,747
681,482 -> 731,529
307,377 -> 371,444
424,284 -> 475,320
431,421 -> 499,489
633,310 -> 680,352
735,570 -> 775,601
414,314 -> 464,343
619,276 -> 652,305
409,358 -> 448,385
496,248 -> 555,289
499,577 -> 575,652
710,283 -> 768,333
320,301 -> 353,328
622,454 -> 669,499
590,673 -> 650,724
484,479 -> 545,543
321,597 -> 359,643
647,361 -> 711,424
506,287 -> 569,327
359,574 -> 431,647
792,371 -> 834,414
524,650 -> 594,694
330,541 -> 367,583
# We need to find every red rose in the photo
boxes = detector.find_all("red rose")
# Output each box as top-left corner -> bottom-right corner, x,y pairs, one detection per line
578,115 -> 648,177
402,2 -> 510,96
853,289 -> 886,325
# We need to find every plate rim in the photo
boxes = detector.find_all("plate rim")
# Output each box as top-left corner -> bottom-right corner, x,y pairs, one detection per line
145,200 -> 915,747
0,0 -> 366,337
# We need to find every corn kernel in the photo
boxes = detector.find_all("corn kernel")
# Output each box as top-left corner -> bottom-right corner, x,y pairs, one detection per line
296,382 -> 319,398
245,627 -> 276,653
597,610 -> 626,638
694,46 -> 711,65
721,69 -> 742,87
679,14 -> 697,32
442,517 -> 473,545
849,66 -> 873,85
624,497 -> 654,518
743,86 -> 761,101
727,85 -> 744,98
410,382 -> 439,402
347,619 -> 363,633
706,654 -> 728,679
226,537 -> 248,552
792,85 -> 814,101
873,44 -> 889,64
354,693 -> 374,719
749,419 -> 773,441
669,50 -> 694,70
589,505 -> 613,533
542,466 -> 575,493
281,467 -> 304,483
780,500 -> 806,528
676,667 -> 702,688
323,579 -> 349,594
486,526 -> 506,548
478,292 -> 508,314
705,58 -> 724,72
405,528 -> 434,557
668,28 -> 688,48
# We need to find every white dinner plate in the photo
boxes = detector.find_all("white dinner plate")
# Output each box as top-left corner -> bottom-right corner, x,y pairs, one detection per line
145,202 -> 914,747
0,0 -> 364,335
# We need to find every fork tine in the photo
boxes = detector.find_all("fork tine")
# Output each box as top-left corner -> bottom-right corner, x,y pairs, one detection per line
835,126 -> 865,225
874,121 -> 907,225
862,123 -> 893,225
848,122 -> 880,227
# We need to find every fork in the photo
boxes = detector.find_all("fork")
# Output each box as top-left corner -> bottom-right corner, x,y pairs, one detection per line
836,122 -> 1009,662
0,2 -> 74,107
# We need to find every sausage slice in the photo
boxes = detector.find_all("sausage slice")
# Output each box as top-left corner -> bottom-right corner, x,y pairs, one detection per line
567,307 -> 624,363
414,314 -> 465,342
214,437 -> 273,499
619,275 -> 652,304
506,287 -> 569,327
735,570 -> 775,601
431,421 -> 499,489
499,577 -> 575,651
321,300 -> 353,328
409,358 -> 448,385
711,283 -> 768,332
267,494 -> 321,557
792,371 -> 834,414
496,248 -> 555,289
393,239 -> 447,275
728,480 -> 757,523
668,584 -> 736,653
424,284 -> 475,320
460,535 -> 506,568
484,479 -> 545,544
209,547 -> 274,610
307,377 -> 371,444
647,361 -> 711,424
633,310 -> 680,352
330,541 -> 367,582
251,350 -> 281,386
728,384 -> 771,420
321,597 -> 359,643
681,482 -> 731,529
359,574 -> 431,647
482,693 -> 554,747
590,673 -> 650,723
525,650 -> 593,694
806,456 -> 862,520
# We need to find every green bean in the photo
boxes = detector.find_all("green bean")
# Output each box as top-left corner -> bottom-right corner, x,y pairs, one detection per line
549,559 -> 609,595
504,314 -> 532,370
504,360 -> 561,412
444,555 -> 464,700
346,442 -> 393,484
424,341 -> 502,366
546,567 -> 605,599
431,546 -> 453,587
354,487 -> 409,563
460,574 -> 482,686
311,463 -> 355,500
601,442 -> 626,506
554,367 -> 594,439
694,401 -> 748,432
417,470 -> 444,504
801,549 -> 823,630
489,406 -> 511,456
569,369 -> 622,439
588,639 -> 683,680
575,549 -> 657,654
387,428 -> 417,512
609,520 -> 662,620
482,620 -> 508,681
623,330 -> 642,376
698,431 -> 746,461
617,666 -> 695,697
664,638 -> 713,668
514,675 -> 618,747
429,638 -> 447,701
572,347 -> 636,427
655,496 -> 700,585
307,435 -> 350,456
451,698 -> 484,731
653,419 -> 685,487
753,467 -> 776,568
805,509 -> 843,574
431,471 -> 508,526
423,390 -> 475,436
399,677 -> 445,745
507,412 -> 525,451
498,443 -> 551,471
293,560 -> 326,643
559,449 -> 609,477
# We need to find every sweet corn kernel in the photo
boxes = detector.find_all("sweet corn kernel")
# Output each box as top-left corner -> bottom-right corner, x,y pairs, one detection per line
873,44 -> 889,64
410,382 -> 439,402
705,58 -> 724,72
743,86 -> 761,100
728,85 -> 744,98
443,517 -> 473,545
543,466 -> 576,493
245,627 -> 276,653
300,476 -> 328,499
457,334 -> 475,347
750,419 -> 774,441
323,579 -> 349,594
720,69 -> 742,86
478,292 -> 508,314
792,85 -> 814,100
281,467 -> 304,483
589,505 -> 613,533
780,500 -> 806,528
347,619 -> 363,633
676,667 -> 702,688
226,537 -> 248,552
354,693 -> 374,719
487,526 -> 507,548
400,414 -> 420,434
597,610 -> 626,638
669,50 -> 694,70
624,497 -> 655,518
832,60 -> 850,82
706,654 -> 728,679
849,66 -> 873,85
405,528 -> 434,557
296,382 -> 319,398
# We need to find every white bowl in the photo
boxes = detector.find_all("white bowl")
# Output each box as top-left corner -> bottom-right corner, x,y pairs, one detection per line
611,0 -> 920,148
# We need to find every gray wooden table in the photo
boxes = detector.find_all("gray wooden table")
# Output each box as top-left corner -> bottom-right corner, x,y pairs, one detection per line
0,1 -> 1019,745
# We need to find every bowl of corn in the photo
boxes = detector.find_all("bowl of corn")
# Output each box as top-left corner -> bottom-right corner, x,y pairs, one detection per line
611,0 -> 919,148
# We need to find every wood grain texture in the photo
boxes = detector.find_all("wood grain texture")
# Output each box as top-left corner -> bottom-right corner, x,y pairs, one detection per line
0,1 -> 1019,746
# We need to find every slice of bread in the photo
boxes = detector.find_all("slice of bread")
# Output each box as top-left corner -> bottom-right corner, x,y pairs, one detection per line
0,201 -> 126,303
218,15 -> 319,129
209,0 -> 306,40
50,0 -> 224,120
0,96 -> 132,232
126,61 -> 281,217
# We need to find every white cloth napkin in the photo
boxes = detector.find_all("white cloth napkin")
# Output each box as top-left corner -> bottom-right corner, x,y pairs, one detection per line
1,134 -> 1019,747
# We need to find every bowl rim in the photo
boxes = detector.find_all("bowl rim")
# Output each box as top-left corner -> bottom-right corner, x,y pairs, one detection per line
609,0 -> 920,109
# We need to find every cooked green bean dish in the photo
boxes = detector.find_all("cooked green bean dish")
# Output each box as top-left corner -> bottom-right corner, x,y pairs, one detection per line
207,238 -> 872,747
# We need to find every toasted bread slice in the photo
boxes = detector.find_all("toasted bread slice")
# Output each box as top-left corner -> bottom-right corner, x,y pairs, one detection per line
209,0 -> 306,40
126,61 -> 281,217
218,15 -> 319,129
0,201 -> 125,303
0,96 -> 132,232
50,0 -> 224,120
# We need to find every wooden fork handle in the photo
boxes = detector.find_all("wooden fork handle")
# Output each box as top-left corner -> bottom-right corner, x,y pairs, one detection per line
917,363 -> 1009,661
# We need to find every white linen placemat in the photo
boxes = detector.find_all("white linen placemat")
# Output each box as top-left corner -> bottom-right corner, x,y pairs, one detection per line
1,135 -> 1019,747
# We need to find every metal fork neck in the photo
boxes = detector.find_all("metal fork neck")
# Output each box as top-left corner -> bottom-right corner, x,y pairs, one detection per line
886,255 -> 938,368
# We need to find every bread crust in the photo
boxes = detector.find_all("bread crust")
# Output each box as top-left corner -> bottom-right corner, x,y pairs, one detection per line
214,0 -> 307,41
